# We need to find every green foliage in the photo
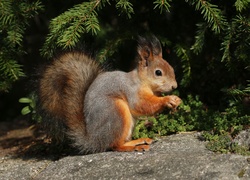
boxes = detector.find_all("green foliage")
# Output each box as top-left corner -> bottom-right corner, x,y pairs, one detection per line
220,15 -> 250,68
153,0 -> 171,14
133,94 -> 250,139
0,0 -> 43,92
190,23 -> 207,54
203,133 -> 233,154
222,81 -> 250,102
41,0 -> 136,58
41,1 -> 103,58
97,35 -> 130,63
0,57 -> 25,91
175,44 -> 192,87
235,0 -> 250,12
132,95 -> 202,138
19,94 -> 42,122
179,3 -> 249,106
186,0 -> 227,34
203,132 -> 250,156
116,0 -> 134,18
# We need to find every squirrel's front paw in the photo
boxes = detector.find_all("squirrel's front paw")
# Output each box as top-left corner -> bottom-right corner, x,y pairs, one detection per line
165,95 -> 182,109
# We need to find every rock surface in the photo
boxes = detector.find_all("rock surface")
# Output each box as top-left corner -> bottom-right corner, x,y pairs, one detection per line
1,133 -> 250,180
234,129 -> 250,148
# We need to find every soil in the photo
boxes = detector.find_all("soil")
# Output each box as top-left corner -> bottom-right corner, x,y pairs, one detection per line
0,117 -> 50,157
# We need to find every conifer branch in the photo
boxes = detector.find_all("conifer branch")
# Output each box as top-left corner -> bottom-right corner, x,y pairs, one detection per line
41,1 -> 105,57
0,56 -> 25,81
235,0 -> 250,12
223,81 -> 250,101
220,28 -> 233,63
175,44 -> 192,87
97,38 -> 124,63
221,15 -> 250,64
56,1 -> 101,48
116,0 -> 134,18
153,0 -> 172,13
0,0 -> 43,92
191,23 -> 207,54
244,81 -> 250,94
186,0 -> 227,34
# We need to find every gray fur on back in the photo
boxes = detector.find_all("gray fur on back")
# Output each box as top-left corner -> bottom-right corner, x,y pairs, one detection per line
73,70 -> 140,153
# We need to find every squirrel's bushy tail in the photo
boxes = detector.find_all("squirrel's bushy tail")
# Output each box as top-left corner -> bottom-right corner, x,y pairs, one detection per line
38,52 -> 101,144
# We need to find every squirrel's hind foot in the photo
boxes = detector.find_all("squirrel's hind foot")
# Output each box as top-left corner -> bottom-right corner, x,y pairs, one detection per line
112,138 -> 153,152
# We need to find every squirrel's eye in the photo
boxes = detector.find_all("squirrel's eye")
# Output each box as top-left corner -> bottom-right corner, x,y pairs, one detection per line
155,70 -> 162,76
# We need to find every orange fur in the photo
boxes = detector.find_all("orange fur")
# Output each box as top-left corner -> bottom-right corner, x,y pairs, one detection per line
131,88 -> 165,116
111,99 -> 133,148
111,99 -> 153,152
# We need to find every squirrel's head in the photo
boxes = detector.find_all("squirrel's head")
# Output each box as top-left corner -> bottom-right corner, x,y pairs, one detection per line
137,35 -> 177,94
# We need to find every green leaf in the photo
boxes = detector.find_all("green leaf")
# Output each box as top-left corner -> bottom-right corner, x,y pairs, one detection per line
21,106 -> 31,115
19,97 -> 32,103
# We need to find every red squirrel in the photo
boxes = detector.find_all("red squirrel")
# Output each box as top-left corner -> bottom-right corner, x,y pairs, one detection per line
38,35 -> 182,154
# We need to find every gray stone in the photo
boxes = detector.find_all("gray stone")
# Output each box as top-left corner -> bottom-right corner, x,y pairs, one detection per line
0,133 -> 249,180
234,129 -> 250,148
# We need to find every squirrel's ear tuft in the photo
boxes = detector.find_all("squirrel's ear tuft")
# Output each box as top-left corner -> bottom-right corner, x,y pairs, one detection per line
137,35 -> 162,65
150,35 -> 162,57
